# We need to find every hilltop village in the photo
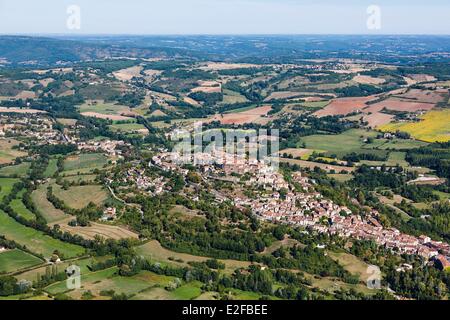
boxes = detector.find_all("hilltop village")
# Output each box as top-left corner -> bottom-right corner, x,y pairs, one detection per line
151,151 -> 450,266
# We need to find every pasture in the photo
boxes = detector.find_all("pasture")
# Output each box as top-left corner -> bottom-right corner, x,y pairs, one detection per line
298,100 -> 330,109
328,173 -> 354,183
136,241 -> 251,273
45,267 -> 118,295
359,151 -> 409,167
222,89 -> 249,104
0,162 -> 30,177
0,249 -> 43,273
299,129 -> 386,158
78,101 -> 136,121
0,139 -> 26,165
57,220 -> 139,240
61,174 -> 98,184
0,209 -> 85,259
132,281 -> 203,300
78,101 -> 131,115
45,267 -> 188,300
43,158 -> 59,178
279,158 -> 356,173
63,153 -> 109,174
373,139 -> 428,150
109,122 -> 148,134
31,184 -> 69,223
10,198 -> 35,221
265,91 -> 304,101
328,251 -> 372,282
52,184 -> 109,210
0,178 -> 19,201
14,256 -> 98,282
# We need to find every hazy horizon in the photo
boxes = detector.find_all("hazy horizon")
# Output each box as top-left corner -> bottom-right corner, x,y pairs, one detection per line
3,33 -> 450,37
0,0 -> 449,35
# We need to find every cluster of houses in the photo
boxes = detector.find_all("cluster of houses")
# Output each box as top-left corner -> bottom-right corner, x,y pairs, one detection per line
237,167 -> 450,266
1,113 -> 132,161
0,115 -> 64,144
152,150 -> 450,269
124,168 -> 167,195
75,139 -> 128,157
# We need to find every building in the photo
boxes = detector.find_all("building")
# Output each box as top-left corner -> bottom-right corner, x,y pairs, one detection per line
434,255 -> 450,271
101,207 -> 117,221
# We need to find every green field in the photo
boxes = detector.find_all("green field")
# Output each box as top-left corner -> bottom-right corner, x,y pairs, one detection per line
0,209 -> 84,259
299,100 -> 330,108
136,241 -> 250,273
61,174 -> 98,184
360,151 -> 410,167
0,178 -> 19,201
327,173 -> 354,183
63,153 -> 108,174
109,122 -> 147,133
223,104 -> 258,114
52,184 -> 109,210
300,129 -> 386,158
374,139 -> 428,150
31,184 -> 69,223
10,198 -> 35,221
0,162 -> 30,177
0,249 -> 43,273
222,89 -> 249,104
434,191 -> 450,201
132,279 -> 203,300
43,158 -> 59,178
14,256 -> 107,282
78,102 -> 129,115
45,267 -> 118,295
45,267 -> 181,300
387,151 -> 409,166
171,281 -> 203,300
228,289 -> 267,300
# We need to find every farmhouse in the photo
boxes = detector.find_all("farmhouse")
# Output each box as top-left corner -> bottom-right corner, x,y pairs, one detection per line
101,207 -> 117,221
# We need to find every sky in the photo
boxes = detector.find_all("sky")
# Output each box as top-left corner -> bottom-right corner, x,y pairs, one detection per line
0,0 -> 449,35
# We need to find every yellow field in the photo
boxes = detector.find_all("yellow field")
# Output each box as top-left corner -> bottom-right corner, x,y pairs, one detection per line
378,110 -> 450,143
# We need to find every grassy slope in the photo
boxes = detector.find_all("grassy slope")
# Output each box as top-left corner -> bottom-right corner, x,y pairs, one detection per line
0,209 -> 84,259
0,249 -> 43,273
